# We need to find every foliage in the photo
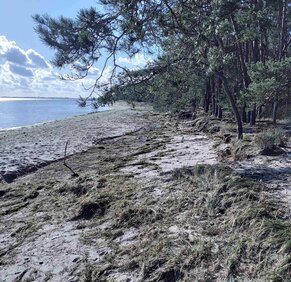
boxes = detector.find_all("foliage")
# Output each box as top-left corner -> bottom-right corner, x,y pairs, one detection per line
247,58 -> 291,105
33,0 -> 291,137
255,128 -> 286,153
113,59 -> 204,112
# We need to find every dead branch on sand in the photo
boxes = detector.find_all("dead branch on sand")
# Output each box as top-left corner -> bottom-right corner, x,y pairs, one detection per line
63,141 -> 79,177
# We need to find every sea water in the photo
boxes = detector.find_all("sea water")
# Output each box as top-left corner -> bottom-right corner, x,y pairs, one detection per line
0,98 -> 107,129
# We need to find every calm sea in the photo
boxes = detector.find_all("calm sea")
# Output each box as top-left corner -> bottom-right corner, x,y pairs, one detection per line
0,98 -> 107,130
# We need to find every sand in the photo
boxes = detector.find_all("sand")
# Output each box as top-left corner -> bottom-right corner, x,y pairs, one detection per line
0,102 -> 153,181
234,146 -> 291,207
0,105 -> 220,281
0,106 -> 290,281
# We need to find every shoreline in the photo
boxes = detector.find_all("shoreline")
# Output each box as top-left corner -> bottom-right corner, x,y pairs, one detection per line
0,101 -> 153,182
0,98 -> 108,131
0,107 -> 109,132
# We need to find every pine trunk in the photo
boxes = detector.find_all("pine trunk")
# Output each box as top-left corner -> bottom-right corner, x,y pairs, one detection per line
217,72 -> 243,139
250,104 -> 256,125
272,101 -> 278,124
242,102 -> 247,123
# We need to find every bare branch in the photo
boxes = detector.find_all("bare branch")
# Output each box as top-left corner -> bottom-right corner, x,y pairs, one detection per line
63,141 -> 79,177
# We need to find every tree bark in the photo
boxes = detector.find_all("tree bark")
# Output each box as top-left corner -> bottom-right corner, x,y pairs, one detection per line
279,0 -> 288,61
252,0 -> 260,63
242,102 -> 247,123
212,95 -> 216,116
250,103 -> 256,125
257,105 -> 263,119
247,111 -> 251,124
272,101 -> 278,124
218,106 -> 223,119
230,15 -> 251,88
253,39 -> 259,63
204,78 -> 211,113
214,104 -> 218,117
216,71 -> 243,139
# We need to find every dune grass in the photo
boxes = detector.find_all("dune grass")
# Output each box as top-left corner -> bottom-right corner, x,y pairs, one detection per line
64,164 -> 291,281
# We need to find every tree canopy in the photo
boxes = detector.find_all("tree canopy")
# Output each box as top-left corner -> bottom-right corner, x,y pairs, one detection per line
34,0 -> 290,139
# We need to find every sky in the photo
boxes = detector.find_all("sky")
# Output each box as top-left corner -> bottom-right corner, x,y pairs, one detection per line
0,1 -> 151,98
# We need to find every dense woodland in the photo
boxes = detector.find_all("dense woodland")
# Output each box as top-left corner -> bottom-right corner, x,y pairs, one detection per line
34,0 -> 291,139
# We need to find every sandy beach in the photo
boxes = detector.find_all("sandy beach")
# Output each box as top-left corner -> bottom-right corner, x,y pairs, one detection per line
0,104 -> 290,281
0,103 -> 221,281
0,102 -> 154,182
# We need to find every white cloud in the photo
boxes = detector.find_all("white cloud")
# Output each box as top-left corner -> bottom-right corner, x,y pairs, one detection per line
117,53 -> 153,68
0,35 -> 104,98
0,36 -> 157,98
9,64 -> 34,77
0,36 -> 50,69
6,47 -> 28,65
0,35 -> 17,54
87,66 -> 100,76
27,49 -> 50,69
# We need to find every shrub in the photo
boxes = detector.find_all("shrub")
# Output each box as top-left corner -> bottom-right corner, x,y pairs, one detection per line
256,128 -> 286,155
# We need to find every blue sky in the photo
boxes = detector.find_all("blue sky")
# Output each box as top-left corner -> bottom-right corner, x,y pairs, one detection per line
0,1 -> 151,98
0,0 -> 98,58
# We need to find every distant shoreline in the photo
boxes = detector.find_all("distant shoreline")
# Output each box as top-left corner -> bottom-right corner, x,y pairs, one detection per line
0,98 -> 107,130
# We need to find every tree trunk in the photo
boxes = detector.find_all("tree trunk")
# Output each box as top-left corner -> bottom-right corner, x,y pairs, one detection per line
272,101 -> 278,124
216,71 -> 243,139
230,15 -> 251,88
210,76 -> 216,115
218,106 -> 223,119
204,78 -> 211,113
215,104 -> 219,117
252,0 -> 260,63
279,0 -> 288,61
212,96 -> 216,116
242,102 -> 247,123
247,111 -> 251,124
257,105 -> 263,119
253,39 -> 259,63
245,42 -> 249,63
250,103 -> 256,125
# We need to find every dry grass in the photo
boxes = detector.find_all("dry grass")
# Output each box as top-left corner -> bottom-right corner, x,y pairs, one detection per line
1,113 -> 290,281
255,128 -> 286,155
65,164 -> 291,281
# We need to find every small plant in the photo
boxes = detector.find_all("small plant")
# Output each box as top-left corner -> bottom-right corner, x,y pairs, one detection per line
91,99 -> 99,110
256,128 -> 286,155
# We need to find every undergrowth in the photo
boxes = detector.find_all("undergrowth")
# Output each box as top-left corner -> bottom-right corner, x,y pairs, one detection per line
74,164 -> 290,281
255,128 -> 286,155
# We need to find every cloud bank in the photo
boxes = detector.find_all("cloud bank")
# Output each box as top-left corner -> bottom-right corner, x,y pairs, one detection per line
0,35 -> 99,98
0,35 -> 153,98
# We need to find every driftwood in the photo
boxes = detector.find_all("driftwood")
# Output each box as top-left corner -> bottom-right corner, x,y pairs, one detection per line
63,141 -> 79,177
